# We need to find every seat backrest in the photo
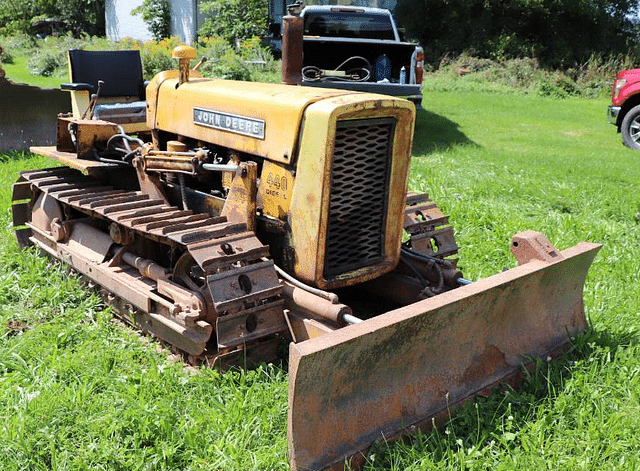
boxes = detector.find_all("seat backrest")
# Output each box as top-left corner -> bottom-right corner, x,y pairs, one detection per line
68,49 -> 145,99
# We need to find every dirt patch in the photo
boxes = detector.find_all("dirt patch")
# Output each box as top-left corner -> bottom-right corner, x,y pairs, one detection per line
5,319 -> 30,336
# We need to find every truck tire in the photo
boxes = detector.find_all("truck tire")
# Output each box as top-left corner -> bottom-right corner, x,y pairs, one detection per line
621,104 -> 640,150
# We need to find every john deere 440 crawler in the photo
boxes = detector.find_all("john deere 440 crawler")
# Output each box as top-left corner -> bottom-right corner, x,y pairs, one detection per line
11,47 -> 601,470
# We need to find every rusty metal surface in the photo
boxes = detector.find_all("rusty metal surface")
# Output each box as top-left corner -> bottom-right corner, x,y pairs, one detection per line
56,116 -> 122,159
282,282 -> 351,325
404,192 -> 459,258
511,230 -> 564,264
285,310 -> 339,343
287,97 -> 415,289
30,146 -> 118,176
288,240 -> 601,471
0,80 -> 70,151
221,162 -> 258,232
216,299 -> 287,348
282,14 -> 304,85
14,167 -> 287,359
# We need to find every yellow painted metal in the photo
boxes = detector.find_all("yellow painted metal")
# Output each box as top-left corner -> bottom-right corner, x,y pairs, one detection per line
258,160 -> 295,219
146,72 -> 416,288
287,95 -> 415,289
171,45 -> 197,59
222,162 -> 258,232
146,75 -> 355,165
172,46 -> 197,85
222,152 -> 241,189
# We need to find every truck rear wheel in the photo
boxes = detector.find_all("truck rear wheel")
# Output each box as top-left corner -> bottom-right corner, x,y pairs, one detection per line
621,104 -> 640,150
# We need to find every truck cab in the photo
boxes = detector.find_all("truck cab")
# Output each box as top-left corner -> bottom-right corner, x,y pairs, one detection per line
608,67 -> 640,149
302,5 -> 402,41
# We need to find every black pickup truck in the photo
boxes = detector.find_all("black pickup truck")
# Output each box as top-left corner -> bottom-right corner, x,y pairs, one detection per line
296,5 -> 423,104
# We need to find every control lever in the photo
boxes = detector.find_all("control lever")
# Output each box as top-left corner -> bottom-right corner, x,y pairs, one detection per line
81,79 -> 104,120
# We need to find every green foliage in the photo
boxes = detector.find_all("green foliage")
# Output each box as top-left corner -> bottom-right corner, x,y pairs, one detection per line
0,0 -> 104,37
131,0 -> 172,42
196,36 -> 277,81
26,49 -> 66,77
12,32 -> 89,78
0,32 -> 36,52
239,36 -> 271,62
395,0 -> 640,68
535,73 -> 578,98
0,34 -> 282,87
199,0 -> 268,44
1,31 -> 630,95
197,36 -> 249,80
427,53 -> 632,99
55,0 -> 105,37
136,36 -> 182,77
0,47 -> 12,64
201,49 -> 252,81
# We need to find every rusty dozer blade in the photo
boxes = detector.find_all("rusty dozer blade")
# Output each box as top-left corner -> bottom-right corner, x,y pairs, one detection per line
288,234 -> 601,471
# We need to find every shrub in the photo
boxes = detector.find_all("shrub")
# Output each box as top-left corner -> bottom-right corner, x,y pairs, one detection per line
198,36 -> 233,60
137,36 -> 182,77
27,49 -> 66,77
198,49 -> 251,81
198,0 -> 268,45
426,52 -> 623,98
535,74 -> 577,98
1,32 -> 36,53
1,47 -> 13,64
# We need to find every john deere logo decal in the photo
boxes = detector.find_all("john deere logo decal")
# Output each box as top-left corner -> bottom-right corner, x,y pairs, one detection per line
194,107 -> 265,139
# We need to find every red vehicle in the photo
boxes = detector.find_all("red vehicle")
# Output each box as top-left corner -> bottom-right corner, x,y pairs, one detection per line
609,68 -> 640,149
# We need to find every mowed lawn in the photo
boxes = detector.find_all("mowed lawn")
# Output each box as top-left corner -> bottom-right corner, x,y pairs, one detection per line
1,85 -> 639,470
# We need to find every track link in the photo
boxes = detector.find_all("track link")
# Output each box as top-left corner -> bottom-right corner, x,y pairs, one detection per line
12,167 -> 287,364
404,191 -> 459,259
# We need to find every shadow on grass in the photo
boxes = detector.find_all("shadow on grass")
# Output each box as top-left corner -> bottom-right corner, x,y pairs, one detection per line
412,107 -> 478,155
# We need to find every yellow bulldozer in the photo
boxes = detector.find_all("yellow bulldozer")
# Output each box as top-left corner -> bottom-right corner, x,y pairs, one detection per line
11,46 -> 601,470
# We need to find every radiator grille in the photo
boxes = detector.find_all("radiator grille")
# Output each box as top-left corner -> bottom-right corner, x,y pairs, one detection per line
324,118 -> 395,278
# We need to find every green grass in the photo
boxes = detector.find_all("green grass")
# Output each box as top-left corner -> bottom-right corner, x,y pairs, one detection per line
2,55 -> 65,89
1,81 -> 640,470
365,89 -> 640,470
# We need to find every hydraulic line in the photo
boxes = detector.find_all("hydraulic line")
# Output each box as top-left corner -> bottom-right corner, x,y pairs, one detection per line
274,264 -> 363,324
401,246 -> 472,286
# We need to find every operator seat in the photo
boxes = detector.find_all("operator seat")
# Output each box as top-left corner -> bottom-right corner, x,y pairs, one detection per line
61,49 -> 148,133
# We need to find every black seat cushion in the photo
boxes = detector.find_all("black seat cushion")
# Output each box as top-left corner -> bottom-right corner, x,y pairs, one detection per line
65,49 -> 145,100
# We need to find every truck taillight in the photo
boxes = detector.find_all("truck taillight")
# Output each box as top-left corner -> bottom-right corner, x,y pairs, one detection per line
412,48 -> 424,85
614,78 -> 627,100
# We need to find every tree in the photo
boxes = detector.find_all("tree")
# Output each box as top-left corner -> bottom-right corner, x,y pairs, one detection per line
0,0 -> 105,36
131,0 -> 171,41
198,0 -> 268,44
394,0 -> 640,67
57,0 -> 105,36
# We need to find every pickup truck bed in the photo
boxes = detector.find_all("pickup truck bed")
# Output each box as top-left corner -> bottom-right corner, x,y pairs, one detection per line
296,6 -> 423,103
